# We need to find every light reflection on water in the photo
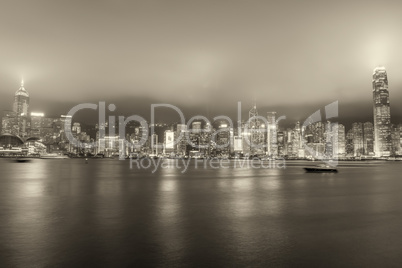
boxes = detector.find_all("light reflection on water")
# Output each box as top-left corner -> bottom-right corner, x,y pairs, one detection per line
1,159 -> 402,266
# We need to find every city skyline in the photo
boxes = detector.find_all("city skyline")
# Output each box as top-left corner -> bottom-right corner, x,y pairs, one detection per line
1,0 -> 402,124
0,67 -> 400,129
2,66 -> 402,159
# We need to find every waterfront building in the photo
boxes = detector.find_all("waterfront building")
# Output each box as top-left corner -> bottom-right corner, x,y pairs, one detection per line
372,66 -> 391,157
267,112 -> 277,157
391,124 -> 401,156
163,130 -> 175,154
335,124 -> 346,157
233,136 -> 243,153
13,81 -> 30,137
363,122 -> 374,156
345,129 -> 354,157
97,135 -> 123,157
30,112 -> 44,137
150,133 -> 159,155
72,122 -> 81,135
324,121 -> 334,158
1,110 -> 17,135
277,131 -> 286,157
216,122 -> 230,156
352,122 -> 364,157
248,105 -> 265,155
292,122 -> 302,157
175,124 -> 187,156
241,125 -> 251,156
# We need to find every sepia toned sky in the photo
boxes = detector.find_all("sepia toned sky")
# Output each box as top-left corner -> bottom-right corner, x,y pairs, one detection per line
1,0 -> 402,125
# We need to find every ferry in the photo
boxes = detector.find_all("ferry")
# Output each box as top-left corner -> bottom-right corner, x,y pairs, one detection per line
40,153 -> 69,159
14,157 -> 32,163
304,164 -> 338,173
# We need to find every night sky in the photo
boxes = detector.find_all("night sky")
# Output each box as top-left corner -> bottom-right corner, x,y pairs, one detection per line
1,0 -> 402,128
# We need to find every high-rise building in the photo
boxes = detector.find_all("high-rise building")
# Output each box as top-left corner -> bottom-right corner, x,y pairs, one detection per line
216,123 -> 230,155
72,123 -> 81,135
13,81 -> 30,137
175,124 -> 187,156
391,124 -> 401,156
335,124 -> 346,157
324,121 -> 334,158
233,136 -> 243,153
352,122 -> 364,157
372,66 -> 391,157
97,136 -> 121,157
293,121 -> 302,157
267,112 -> 277,157
345,129 -> 354,157
150,133 -> 158,155
30,112 -> 45,137
363,122 -> 374,156
1,110 -> 17,135
248,105 -> 265,154
163,130 -> 175,154
277,131 -> 286,157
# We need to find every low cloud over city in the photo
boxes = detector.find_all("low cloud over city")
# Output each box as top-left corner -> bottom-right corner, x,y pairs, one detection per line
1,0 -> 402,123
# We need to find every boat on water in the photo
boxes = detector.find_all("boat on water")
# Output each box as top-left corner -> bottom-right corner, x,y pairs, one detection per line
14,158 -> 32,163
304,164 -> 338,173
40,153 -> 69,159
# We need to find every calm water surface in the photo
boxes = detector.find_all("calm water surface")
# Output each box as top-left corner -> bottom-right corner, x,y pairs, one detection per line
1,159 -> 402,267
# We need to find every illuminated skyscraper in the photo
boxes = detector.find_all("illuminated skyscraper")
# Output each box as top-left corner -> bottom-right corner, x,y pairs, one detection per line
216,122 -> 230,155
390,124 -> 401,156
1,110 -> 17,135
352,122 -> 364,157
336,124 -> 346,157
345,129 -> 354,157
151,133 -> 158,155
1,81 -> 30,137
30,112 -> 45,138
163,130 -> 175,154
372,66 -> 391,157
248,104 -> 265,155
175,124 -> 187,156
267,112 -> 277,157
363,122 -> 374,156
13,81 -> 29,116
13,81 -> 30,137
292,121 -> 302,157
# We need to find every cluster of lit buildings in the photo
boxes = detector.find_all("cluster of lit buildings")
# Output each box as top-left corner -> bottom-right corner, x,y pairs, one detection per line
0,81 -> 93,155
1,67 -> 401,158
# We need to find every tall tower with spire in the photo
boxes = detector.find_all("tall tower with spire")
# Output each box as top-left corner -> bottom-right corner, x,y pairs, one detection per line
372,66 -> 391,157
13,80 -> 30,137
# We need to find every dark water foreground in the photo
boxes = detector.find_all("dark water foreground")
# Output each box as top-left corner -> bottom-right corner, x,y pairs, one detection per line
1,159 -> 402,267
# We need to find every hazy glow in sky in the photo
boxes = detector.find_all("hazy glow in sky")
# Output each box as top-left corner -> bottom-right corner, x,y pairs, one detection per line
0,0 -> 401,123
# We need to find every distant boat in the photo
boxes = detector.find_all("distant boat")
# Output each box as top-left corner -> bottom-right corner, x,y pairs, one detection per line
40,153 -> 69,159
304,164 -> 338,173
14,158 -> 32,163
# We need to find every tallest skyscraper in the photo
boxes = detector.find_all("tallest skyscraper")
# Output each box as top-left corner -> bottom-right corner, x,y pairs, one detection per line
372,66 -> 391,157
13,80 -> 30,137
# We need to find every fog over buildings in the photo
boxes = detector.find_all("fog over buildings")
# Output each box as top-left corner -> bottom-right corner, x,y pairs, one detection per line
1,0 -> 402,125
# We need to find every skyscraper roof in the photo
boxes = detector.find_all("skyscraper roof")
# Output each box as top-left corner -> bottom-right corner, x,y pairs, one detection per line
15,80 -> 29,97
373,66 -> 386,74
